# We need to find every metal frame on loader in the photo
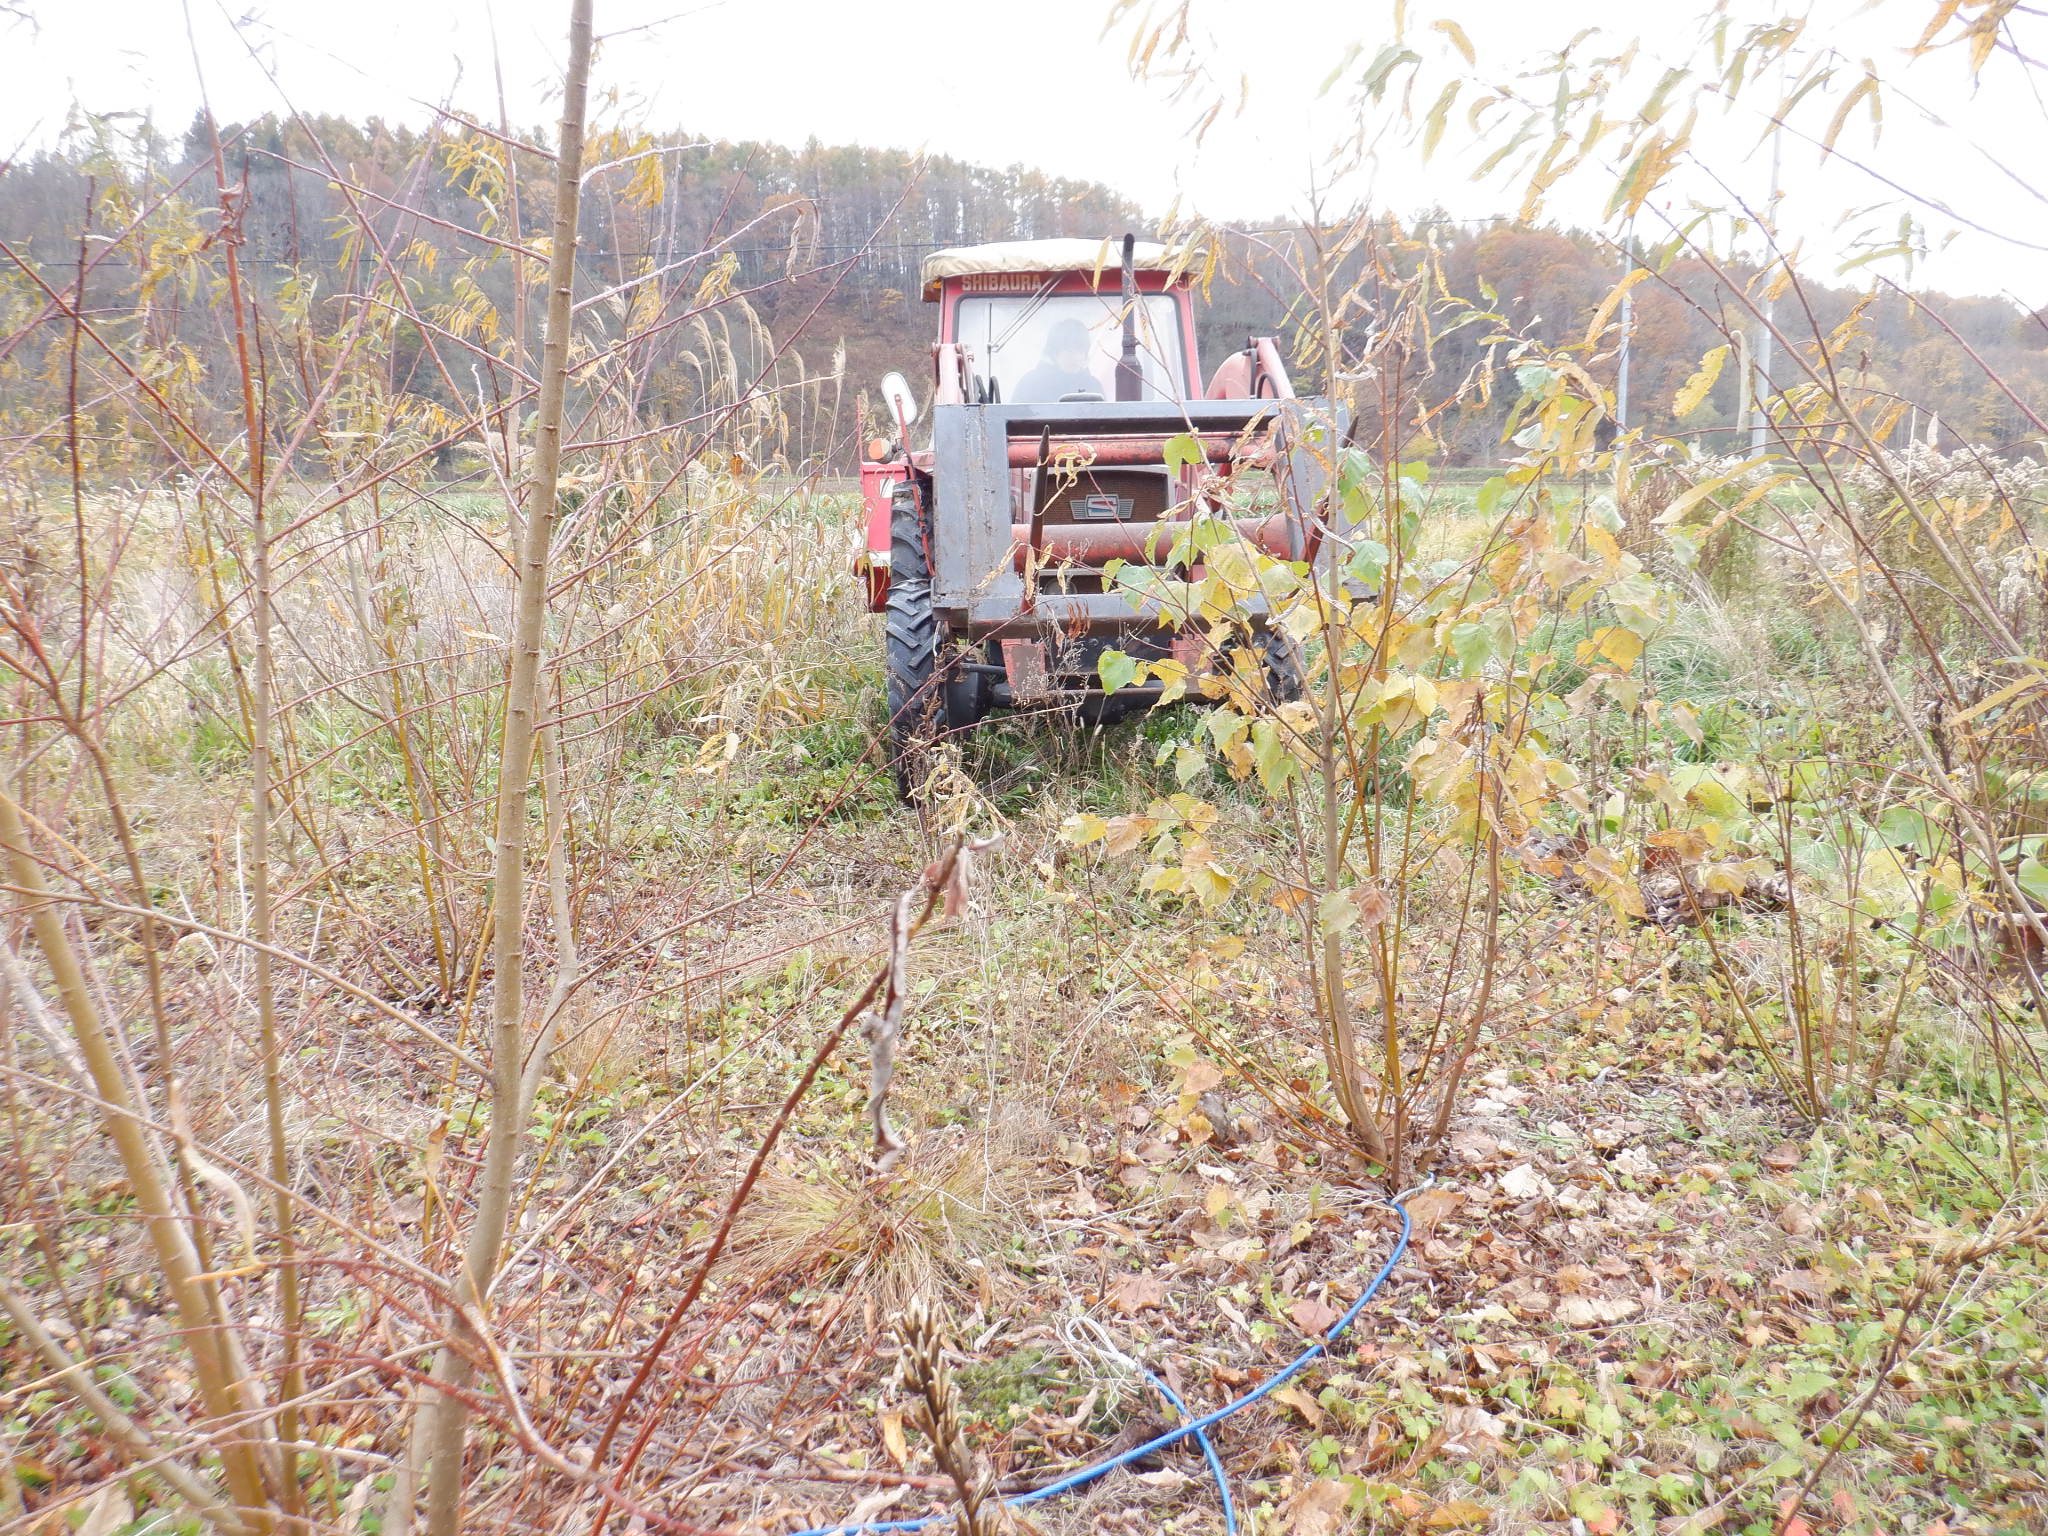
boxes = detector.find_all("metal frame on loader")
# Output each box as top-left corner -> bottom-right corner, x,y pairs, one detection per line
856,234 -> 1347,795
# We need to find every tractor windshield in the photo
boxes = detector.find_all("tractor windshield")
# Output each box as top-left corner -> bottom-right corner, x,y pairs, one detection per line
956,292 -> 1186,404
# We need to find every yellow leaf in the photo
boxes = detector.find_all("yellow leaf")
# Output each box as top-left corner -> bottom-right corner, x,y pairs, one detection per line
1149,657 -> 1189,704
1422,79 -> 1460,157
1584,524 -> 1623,570
1138,862 -> 1184,896
1949,667 -> 2048,726
1060,813 -> 1108,846
1594,626 -> 1644,670
1426,1501 -> 1494,1530
1654,457 -> 1773,525
1821,71 -> 1880,155
1432,17 -> 1476,64
1378,674 -> 1438,735
1183,858 -> 1236,909
1647,826 -> 1713,861
879,1409 -> 908,1467
1577,844 -> 1647,921
1268,881 -> 1316,915
1583,267 -> 1651,349
1700,861 -> 1751,895
1673,344 -> 1729,417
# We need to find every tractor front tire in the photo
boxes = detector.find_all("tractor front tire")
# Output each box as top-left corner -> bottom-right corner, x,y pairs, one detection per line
1256,623 -> 1305,704
884,485 -> 944,798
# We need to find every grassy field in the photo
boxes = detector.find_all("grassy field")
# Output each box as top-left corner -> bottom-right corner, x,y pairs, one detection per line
6,463 -> 2047,1536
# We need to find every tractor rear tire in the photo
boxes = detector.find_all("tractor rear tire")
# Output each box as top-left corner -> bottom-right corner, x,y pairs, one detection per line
884,485 -> 945,799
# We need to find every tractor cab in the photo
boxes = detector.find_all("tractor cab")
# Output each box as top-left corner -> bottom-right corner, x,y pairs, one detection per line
858,235 -> 1342,795
926,238 -> 1199,405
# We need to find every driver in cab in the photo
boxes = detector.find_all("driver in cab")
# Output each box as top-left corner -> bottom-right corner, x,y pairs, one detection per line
1014,317 -> 1103,402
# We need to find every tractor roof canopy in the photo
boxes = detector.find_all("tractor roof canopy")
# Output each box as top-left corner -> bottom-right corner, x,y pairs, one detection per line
919,238 -> 1183,301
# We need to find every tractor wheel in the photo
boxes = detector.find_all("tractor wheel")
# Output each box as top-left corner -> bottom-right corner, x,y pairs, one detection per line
943,640 -> 996,730
1252,624 -> 1304,705
884,484 -> 947,798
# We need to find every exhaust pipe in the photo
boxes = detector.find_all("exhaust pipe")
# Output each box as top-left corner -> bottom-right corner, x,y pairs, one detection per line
1114,232 -> 1141,402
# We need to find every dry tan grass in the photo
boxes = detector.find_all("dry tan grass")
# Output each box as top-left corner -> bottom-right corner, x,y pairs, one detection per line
725,1123 -> 1032,1311
545,990 -> 651,1095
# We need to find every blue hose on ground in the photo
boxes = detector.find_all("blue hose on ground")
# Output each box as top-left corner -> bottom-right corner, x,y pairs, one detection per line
1136,1363 -> 1237,1536
788,1185 -> 1421,1536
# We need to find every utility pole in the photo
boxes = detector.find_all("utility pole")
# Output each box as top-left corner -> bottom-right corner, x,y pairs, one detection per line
1615,222 -> 1635,431
1751,94 -> 1785,452
1735,330 -> 1752,451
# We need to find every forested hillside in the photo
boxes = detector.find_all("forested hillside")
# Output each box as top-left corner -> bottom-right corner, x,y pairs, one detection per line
5,113 -> 2043,472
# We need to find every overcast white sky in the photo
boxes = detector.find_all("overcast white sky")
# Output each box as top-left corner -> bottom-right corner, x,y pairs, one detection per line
5,0 -> 2044,303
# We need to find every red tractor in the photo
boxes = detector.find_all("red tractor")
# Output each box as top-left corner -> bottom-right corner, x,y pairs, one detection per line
858,234 -> 1345,791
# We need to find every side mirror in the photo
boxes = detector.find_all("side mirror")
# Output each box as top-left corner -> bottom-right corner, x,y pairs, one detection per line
880,371 -> 920,427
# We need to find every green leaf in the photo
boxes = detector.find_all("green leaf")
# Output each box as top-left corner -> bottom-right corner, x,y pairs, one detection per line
1098,650 -> 1141,694
1162,432 -> 1205,477
1345,539 -> 1390,589
1250,719 -> 1299,793
1422,80 -> 1460,158
1205,708 -> 1249,752
1358,43 -> 1421,99
1450,612 -> 1513,677
2018,855 -> 2048,905
1606,573 -> 1663,634
1786,1369 -> 1833,1402
1318,888 -> 1360,937
1877,804 -> 1935,851
1475,476 -> 1507,517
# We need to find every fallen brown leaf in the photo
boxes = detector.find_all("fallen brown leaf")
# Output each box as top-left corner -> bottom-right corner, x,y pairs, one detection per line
1180,1056 -> 1226,1095
1290,1296 -> 1344,1337
1777,1200 -> 1818,1236
1499,1163 -> 1549,1200
1270,1383 -> 1325,1429
1440,1404 -> 1507,1454
1277,1477 -> 1352,1536
1556,1292 -> 1641,1326
1769,1268 -> 1830,1302
1105,1272 -> 1169,1313
1762,1140 -> 1804,1171
1405,1187 -> 1464,1229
